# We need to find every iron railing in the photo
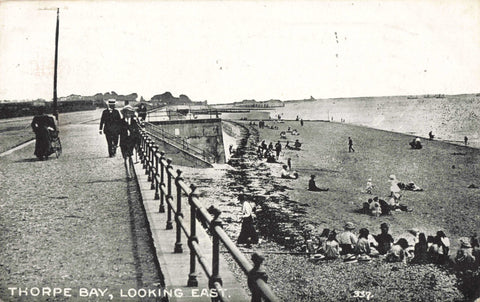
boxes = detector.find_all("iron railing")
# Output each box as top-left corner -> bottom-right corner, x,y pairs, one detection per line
137,124 -> 279,302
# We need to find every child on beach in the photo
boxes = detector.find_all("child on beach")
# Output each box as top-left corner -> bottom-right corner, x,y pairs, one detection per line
365,178 -> 374,194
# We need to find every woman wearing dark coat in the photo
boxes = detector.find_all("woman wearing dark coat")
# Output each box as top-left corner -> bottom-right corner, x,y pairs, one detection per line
31,106 -> 57,160
119,106 -> 140,179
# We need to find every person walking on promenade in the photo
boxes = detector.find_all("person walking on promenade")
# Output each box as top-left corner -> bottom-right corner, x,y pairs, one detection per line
99,100 -> 122,157
31,106 -> 57,160
119,105 -> 140,179
348,137 -> 355,152
137,103 -> 147,121
237,195 -> 259,248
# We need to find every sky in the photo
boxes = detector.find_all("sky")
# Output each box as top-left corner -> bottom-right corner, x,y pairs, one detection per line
0,0 -> 479,104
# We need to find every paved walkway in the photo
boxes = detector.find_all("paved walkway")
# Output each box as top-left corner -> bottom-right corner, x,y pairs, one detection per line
0,112 -> 249,302
134,161 -> 250,302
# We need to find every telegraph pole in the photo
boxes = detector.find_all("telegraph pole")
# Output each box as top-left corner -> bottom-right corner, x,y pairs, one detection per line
53,8 -> 59,121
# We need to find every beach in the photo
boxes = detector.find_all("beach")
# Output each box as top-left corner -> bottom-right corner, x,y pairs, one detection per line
180,118 -> 480,301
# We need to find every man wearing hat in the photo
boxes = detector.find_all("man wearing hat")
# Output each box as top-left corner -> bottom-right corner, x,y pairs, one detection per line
337,222 -> 358,255
99,99 -> 122,157
454,237 -> 476,270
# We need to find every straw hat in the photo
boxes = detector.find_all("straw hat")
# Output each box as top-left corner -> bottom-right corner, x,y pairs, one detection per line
459,237 -> 471,248
343,254 -> 358,263
344,222 -> 355,230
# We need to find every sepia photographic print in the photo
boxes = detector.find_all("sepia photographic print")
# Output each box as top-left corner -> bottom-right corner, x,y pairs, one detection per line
1,0 -> 479,301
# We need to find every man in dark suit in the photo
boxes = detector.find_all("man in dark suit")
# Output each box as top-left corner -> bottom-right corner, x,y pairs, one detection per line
99,100 -> 122,157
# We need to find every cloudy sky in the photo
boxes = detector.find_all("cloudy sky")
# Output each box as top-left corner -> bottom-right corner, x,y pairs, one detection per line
0,0 -> 479,103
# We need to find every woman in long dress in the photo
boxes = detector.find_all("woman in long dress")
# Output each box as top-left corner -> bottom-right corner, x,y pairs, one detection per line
31,106 -> 57,160
119,105 -> 140,179
237,195 -> 259,247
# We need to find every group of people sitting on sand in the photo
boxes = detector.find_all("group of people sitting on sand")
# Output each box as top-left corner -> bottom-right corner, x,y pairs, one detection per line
361,175 -> 421,216
285,139 -> 302,150
304,222 -> 480,270
304,222 -> 399,262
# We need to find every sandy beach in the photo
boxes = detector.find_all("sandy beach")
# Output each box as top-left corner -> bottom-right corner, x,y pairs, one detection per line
180,118 -> 480,301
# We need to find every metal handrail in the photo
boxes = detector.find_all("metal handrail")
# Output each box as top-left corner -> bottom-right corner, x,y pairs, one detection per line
136,122 -> 279,302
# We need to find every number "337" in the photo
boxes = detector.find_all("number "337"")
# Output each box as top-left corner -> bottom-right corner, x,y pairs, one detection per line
352,291 -> 373,300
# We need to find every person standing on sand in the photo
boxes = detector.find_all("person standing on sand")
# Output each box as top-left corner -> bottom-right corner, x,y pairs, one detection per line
348,137 -> 355,152
275,141 -> 282,159
237,195 -> 258,248
465,136 -> 468,145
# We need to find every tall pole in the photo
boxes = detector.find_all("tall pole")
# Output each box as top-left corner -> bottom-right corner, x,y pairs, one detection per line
53,8 -> 59,121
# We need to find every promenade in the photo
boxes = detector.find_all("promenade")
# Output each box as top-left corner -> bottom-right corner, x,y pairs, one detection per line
0,111 -> 249,302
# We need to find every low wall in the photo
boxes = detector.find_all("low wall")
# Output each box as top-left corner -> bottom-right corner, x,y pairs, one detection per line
150,118 -> 226,164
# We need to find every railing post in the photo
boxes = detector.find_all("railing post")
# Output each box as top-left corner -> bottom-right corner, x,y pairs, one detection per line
187,184 -> 198,287
150,146 -> 158,190
144,137 -> 150,173
159,152 -> 165,213
142,135 -> 148,169
166,158 -> 173,230
147,139 -> 153,178
154,150 -> 160,200
174,169 -> 183,253
248,253 -> 268,302
209,207 -> 223,289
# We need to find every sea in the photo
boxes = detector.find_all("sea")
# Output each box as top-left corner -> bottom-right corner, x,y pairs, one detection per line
267,94 -> 480,149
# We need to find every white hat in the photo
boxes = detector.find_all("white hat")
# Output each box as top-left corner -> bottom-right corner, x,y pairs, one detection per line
122,104 -> 135,112
389,174 -> 396,180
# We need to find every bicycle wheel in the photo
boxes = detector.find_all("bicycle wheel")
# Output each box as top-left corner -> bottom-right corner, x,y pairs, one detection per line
54,137 -> 62,158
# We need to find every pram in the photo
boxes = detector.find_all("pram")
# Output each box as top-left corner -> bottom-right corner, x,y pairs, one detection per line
48,128 -> 62,158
